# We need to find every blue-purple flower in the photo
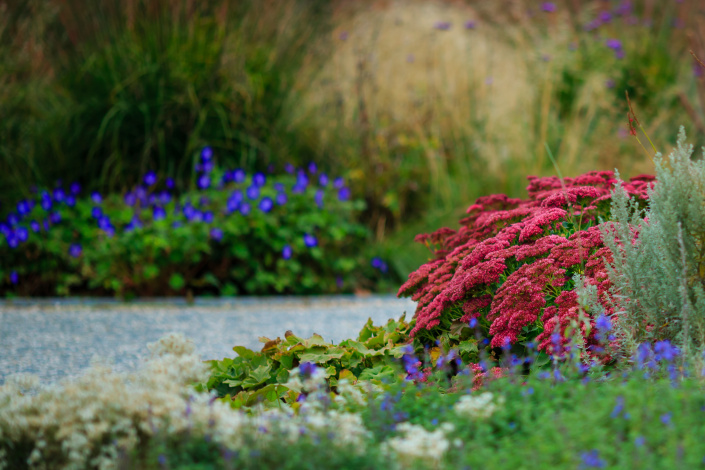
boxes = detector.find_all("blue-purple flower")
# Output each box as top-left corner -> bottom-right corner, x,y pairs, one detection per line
253,172 -> 266,187
246,186 -> 260,200
338,187 -> 351,201
201,146 -> 213,161
541,2 -> 556,12
144,171 -> 157,186
210,227 -> 223,241
282,245 -> 293,260
10,270 -> 18,284
303,233 -> 318,248
197,175 -> 211,190
69,243 -> 82,258
259,197 -> 273,213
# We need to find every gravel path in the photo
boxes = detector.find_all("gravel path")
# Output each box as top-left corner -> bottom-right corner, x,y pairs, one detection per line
0,295 -> 416,385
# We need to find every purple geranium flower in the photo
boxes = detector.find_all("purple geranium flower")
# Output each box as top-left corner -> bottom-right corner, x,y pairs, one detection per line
210,227 -> 223,241
282,245 -> 293,260
69,243 -> 82,258
246,185 -> 260,200
303,233 -> 318,248
144,171 -> 157,186
201,146 -> 213,161
259,197 -> 274,213
541,2 -> 556,12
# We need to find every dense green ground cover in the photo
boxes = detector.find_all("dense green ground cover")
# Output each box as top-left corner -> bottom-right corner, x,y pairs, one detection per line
0,148 -> 397,297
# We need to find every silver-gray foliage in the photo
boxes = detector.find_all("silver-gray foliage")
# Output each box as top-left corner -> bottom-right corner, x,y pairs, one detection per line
602,127 -> 705,355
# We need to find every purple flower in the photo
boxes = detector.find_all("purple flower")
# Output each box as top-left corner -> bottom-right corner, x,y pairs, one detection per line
153,206 -> 166,221
239,203 -> 251,216
70,182 -> 81,194
91,207 -> 103,219
53,189 -> 65,202
580,449 -> 605,468
210,227 -> 223,241
606,79 -> 616,89
16,201 -> 30,215
91,192 -> 102,204
234,169 -> 246,183
49,212 -> 61,224
40,198 -> 52,211
144,171 -> 157,186
303,233 -> 318,248
10,270 -> 18,284
166,177 -> 175,189
464,20 -> 476,29
654,340 -> 678,362
541,2 -> 556,12
15,227 -> 28,242
634,436 -> 645,447
339,31 -> 348,41
595,315 -> 612,333
605,38 -> 622,51
69,243 -> 82,258
203,211 -> 214,223
253,172 -> 266,187
600,11 -> 613,23
285,163 -> 295,174
434,21 -> 451,30
282,245 -> 293,260
299,362 -> 318,378
319,174 -> 329,186
259,197 -> 273,213
315,189 -> 324,208
276,192 -> 288,205
246,185 -> 260,200
308,162 -> 318,174
6,235 -> 18,248
469,318 -> 478,328
198,175 -> 211,190
615,49 -> 625,60
30,221 -> 40,232
610,396 -> 625,418
201,146 -> 213,161
338,187 -> 351,201
333,177 -> 345,189
660,413 -> 672,426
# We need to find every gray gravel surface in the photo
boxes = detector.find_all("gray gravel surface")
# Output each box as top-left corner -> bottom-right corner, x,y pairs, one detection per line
0,295 -> 416,385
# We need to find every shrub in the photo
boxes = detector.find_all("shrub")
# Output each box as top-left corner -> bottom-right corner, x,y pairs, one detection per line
0,149 -> 396,297
601,128 -> 705,355
203,315 -> 412,407
397,171 -> 655,357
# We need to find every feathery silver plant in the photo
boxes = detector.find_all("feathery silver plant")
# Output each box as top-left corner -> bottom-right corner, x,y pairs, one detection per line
601,127 -> 705,356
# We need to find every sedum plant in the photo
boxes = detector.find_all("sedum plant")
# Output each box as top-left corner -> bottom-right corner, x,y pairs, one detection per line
601,128 -> 705,355
397,170 -> 654,358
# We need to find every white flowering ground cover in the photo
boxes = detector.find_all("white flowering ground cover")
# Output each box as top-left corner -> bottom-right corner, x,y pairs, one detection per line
3,331 -> 705,470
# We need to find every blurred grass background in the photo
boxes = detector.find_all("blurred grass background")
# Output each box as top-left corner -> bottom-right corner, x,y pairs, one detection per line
1,0 -> 704,278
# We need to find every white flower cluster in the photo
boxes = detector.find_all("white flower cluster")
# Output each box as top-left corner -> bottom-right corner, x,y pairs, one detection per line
332,379 -> 384,409
0,334 -> 375,470
383,422 -> 453,468
453,391 -> 504,419
284,365 -> 327,395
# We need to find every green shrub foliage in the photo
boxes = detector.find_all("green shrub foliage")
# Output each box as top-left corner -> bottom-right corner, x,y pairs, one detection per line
602,128 -> 705,354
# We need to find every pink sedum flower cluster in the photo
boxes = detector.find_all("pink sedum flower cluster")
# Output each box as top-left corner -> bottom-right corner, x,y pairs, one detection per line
398,171 -> 654,354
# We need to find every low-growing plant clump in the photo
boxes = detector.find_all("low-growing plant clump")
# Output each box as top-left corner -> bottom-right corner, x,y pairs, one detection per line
0,148 -> 396,297
397,167 -> 654,359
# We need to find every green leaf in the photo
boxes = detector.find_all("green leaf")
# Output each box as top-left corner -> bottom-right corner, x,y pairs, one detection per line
169,273 -> 186,290
233,346 -> 256,360
242,364 -> 273,389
